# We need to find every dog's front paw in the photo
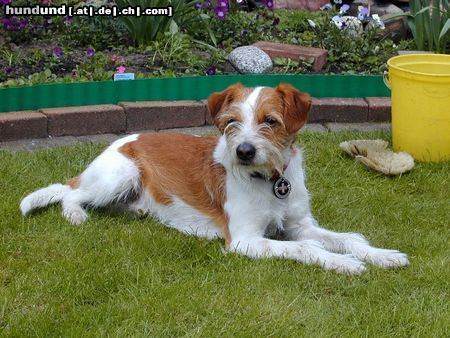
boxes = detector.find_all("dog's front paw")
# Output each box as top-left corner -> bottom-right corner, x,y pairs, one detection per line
325,254 -> 367,275
361,248 -> 409,268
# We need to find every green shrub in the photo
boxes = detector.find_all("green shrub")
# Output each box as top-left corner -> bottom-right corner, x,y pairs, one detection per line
385,0 -> 450,53
114,0 -> 200,46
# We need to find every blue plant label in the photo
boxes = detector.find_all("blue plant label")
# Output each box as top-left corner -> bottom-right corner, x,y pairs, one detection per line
114,73 -> 135,81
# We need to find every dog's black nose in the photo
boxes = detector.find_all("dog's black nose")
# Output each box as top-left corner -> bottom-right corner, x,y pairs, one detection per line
236,142 -> 256,161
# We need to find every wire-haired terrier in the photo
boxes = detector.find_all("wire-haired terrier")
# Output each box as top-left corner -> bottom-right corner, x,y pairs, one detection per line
21,83 -> 409,274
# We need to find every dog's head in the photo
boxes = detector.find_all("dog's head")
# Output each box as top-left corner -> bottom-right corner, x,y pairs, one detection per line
208,83 -> 311,175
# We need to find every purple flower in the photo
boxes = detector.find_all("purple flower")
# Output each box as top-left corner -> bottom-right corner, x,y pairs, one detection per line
206,66 -> 216,76
1,0 -> 12,5
331,15 -> 344,29
2,16 -> 28,31
264,0 -> 273,9
86,48 -> 95,57
19,18 -> 28,29
218,0 -> 228,7
320,3 -> 332,11
53,47 -> 63,58
63,16 -> 73,25
214,6 -> 228,20
371,14 -> 385,28
340,4 -> 350,13
2,17 -> 11,27
43,16 -> 52,28
358,6 -> 369,20
196,1 -> 211,9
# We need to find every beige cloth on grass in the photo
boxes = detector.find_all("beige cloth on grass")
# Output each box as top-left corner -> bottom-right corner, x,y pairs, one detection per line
339,139 -> 414,176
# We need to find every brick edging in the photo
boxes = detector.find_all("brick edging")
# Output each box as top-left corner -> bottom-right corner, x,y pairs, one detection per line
0,98 -> 391,142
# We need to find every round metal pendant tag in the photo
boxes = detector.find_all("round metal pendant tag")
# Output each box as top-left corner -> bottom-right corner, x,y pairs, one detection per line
273,177 -> 291,199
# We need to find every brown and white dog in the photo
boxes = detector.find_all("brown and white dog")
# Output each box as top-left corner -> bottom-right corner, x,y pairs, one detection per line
20,83 -> 408,274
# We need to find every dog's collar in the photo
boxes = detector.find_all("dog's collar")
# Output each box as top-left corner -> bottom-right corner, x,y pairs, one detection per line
250,166 -> 287,182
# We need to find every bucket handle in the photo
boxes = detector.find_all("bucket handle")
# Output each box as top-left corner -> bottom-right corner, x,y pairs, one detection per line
383,71 -> 391,90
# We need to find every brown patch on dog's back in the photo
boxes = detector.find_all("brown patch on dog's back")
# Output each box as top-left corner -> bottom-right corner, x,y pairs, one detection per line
119,134 -> 230,245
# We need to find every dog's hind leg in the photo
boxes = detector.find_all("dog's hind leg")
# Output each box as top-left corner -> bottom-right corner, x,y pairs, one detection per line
60,135 -> 141,225
61,188 -> 91,225
21,135 -> 141,225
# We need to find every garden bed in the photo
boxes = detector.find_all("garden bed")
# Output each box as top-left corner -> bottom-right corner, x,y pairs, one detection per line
1,2 -> 416,89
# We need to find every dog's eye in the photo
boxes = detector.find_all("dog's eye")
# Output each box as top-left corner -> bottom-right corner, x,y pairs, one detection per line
264,116 -> 278,126
227,118 -> 236,125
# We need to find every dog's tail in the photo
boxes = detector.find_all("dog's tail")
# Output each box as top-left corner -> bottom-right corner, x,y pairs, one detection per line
20,183 -> 71,216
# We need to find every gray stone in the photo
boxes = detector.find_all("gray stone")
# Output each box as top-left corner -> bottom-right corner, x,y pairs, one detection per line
76,133 -> 122,144
0,124 -> 393,152
371,3 -> 403,17
159,126 -> 218,136
228,46 -> 273,74
370,3 -> 408,41
302,123 -> 327,132
223,61 -> 239,74
0,136 -> 79,152
325,123 -> 391,132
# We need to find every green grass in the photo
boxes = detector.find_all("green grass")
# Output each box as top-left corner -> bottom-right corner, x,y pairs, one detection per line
0,131 -> 448,337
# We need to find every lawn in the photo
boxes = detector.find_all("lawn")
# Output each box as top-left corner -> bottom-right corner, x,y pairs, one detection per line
0,130 -> 448,337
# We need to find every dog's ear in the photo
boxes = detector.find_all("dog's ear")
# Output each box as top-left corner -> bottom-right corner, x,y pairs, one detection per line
207,83 -> 243,126
276,83 -> 311,134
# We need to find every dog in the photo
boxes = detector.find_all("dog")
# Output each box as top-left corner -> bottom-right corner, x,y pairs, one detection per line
20,83 -> 409,274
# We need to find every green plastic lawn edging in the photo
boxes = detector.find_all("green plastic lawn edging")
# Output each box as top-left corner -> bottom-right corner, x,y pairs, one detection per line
0,74 -> 390,113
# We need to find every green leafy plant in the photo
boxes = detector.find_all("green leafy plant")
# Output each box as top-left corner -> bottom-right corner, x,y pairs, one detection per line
303,11 -> 400,74
149,32 -> 192,67
28,48 -> 46,66
114,0 -> 200,46
74,51 -> 116,81
272,57 -> 313,74
0,48 -> 22,67
62,16 -> 127,49
194,9 -> 280,49
385,0 -> 450,53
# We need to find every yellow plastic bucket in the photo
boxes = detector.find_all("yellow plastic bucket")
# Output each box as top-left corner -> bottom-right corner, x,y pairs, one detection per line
386,54 -> 450,162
